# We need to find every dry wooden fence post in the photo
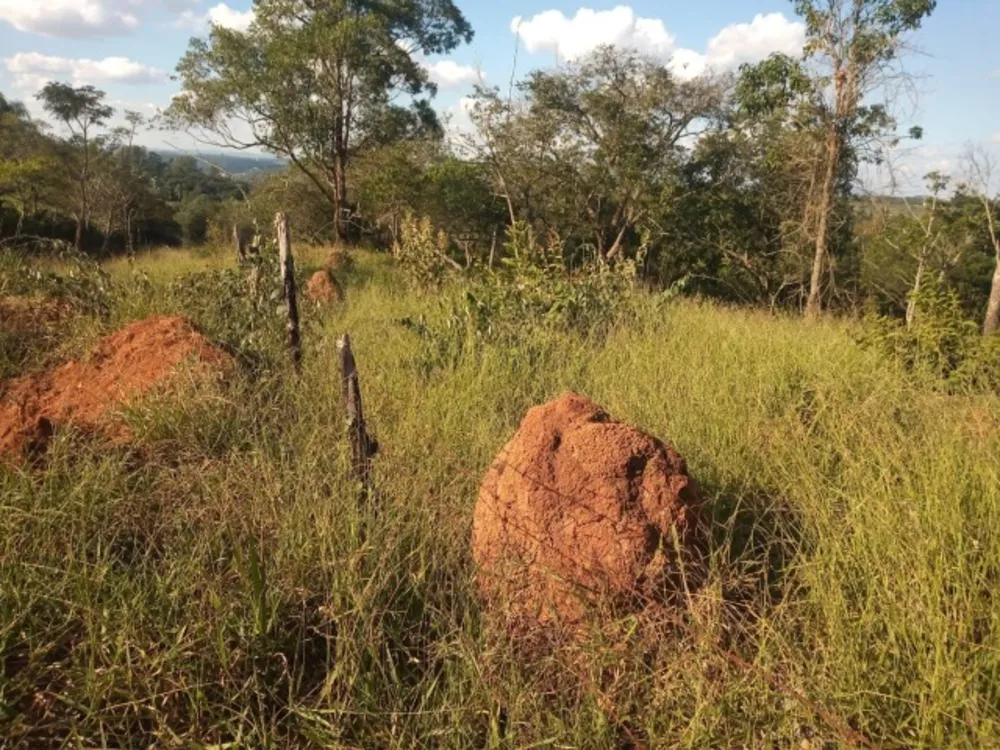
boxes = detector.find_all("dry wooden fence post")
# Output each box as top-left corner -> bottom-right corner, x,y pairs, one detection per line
274,212 -> 302,371
233,223 -> 245,263
337,333 -> 377,497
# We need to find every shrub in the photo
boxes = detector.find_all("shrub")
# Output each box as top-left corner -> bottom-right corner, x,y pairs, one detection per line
400,221 -> 658,371
858,276 -> 1000,392
393,213 -> 455,288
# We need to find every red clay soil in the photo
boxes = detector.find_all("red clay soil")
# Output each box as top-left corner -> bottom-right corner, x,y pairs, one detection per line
0,315 -> 230,461
472,392 -> 701,627
304,269 -> 344,303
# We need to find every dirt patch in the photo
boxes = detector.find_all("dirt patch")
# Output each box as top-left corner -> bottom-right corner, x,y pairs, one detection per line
0,315 -> 230,461
304,269 -> 344,304
0,295 -> 73,333
472,392 -> 701,627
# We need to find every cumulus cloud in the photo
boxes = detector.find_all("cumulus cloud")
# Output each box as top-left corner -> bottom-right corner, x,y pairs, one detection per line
0,0 -> 139,38
425,60 -> 480,89
511,6 -> 674,61
174,3 -> 254,32
704,13 -> 805,68
991,133 -> 1000,145
5,52 -> 167,90
511,6 -> 805,80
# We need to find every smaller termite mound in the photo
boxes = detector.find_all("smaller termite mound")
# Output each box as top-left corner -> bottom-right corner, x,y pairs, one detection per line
304,268 -> 344,304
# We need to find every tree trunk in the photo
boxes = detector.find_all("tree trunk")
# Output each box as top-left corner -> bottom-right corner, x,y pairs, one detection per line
125,210 -> 135,258
806,127 -> 840,318
332,150 -> 349,243
906,257 -> 925,330
488,225 -> 498,269
101,212 -> 113,254
984,254 -> 1000,335
74,215 -> 84,252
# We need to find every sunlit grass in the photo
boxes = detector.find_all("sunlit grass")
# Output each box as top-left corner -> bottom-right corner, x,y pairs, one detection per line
2,247 -> 998,747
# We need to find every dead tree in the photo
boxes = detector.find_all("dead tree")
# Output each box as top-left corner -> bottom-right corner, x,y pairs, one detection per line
274,212 -> 302,370
337,333 -> 377,497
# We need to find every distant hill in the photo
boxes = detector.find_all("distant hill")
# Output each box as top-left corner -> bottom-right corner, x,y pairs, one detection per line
155,150 -> 285,178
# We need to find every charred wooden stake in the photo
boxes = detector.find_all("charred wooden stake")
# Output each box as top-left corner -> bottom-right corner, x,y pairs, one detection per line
337,333 -> 377,497
275,212 -> 302,371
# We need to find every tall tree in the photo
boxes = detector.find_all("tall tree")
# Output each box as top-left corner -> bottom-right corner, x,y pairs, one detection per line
166,0 -> 473,241
36,83 -> 114,250
468,47 -> 726,265
794,0 -> 936,317
0,94 -> 51,237
962,147 -> 1000,334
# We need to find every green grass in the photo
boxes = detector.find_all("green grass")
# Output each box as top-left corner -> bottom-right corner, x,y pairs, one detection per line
2,247 -> 999,748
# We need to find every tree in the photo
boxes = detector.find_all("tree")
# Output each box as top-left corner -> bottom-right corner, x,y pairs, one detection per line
468,47 -> 726,266
0,94 -> 55,237
962,147 -> 1000,334
36,83 -> 114,250
166,0 -> 473,241
792,0 -> 936,316
93,111 -> 156,254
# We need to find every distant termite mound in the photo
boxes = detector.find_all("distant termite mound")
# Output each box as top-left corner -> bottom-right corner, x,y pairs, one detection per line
0,315 -> 230,462
304,268 -> 344,304
472,392 -> 701,627
324,249 -> 353,272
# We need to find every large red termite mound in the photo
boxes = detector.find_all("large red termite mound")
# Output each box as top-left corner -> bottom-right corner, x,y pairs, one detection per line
472,392 -> 701,626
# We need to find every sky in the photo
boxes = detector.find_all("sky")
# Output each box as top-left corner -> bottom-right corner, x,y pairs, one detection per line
1,0 -> 998,192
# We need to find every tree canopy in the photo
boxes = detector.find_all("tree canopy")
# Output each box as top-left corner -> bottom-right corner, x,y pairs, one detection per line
167,0 -> 473,239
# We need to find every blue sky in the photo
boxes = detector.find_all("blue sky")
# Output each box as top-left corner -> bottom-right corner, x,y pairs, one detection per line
2,0 -> 998,190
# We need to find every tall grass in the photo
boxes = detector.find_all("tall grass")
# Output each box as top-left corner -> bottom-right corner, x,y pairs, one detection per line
1,248 -> 998,747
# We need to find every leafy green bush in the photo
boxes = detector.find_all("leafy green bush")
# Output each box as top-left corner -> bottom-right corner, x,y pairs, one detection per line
393,213 -> 455,288
165,250 -> 289,366
400,221 -> 656,370
858,277 -> 1000,392
0,247 -> 114,317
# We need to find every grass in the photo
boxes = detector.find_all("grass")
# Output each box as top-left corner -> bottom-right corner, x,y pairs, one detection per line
2,245 -> 999,748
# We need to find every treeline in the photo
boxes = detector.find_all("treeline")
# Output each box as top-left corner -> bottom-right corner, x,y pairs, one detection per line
4,0 -> 1000,333
0,86 -> 248,253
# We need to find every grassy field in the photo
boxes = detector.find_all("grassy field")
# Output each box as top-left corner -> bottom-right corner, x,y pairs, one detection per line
2,246 -> 999,748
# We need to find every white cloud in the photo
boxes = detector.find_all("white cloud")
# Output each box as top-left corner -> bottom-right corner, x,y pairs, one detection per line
444,95 -> 481,153
208,3 -> 254,31
990,70 -> 1000,80
174,3 -> 254,32
0,0 -> 139,38
704,13 -> 805,69
5,52 -> 167,90
990,133 -> 1000,145
511,7 -> 805,81
425,60 -> 480,89
511,6 -> 675,62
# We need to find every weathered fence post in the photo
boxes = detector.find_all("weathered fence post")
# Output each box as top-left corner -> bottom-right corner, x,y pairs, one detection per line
274,212 -> 302,371
233,223 -> 245,263
337,333 -> 377,497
